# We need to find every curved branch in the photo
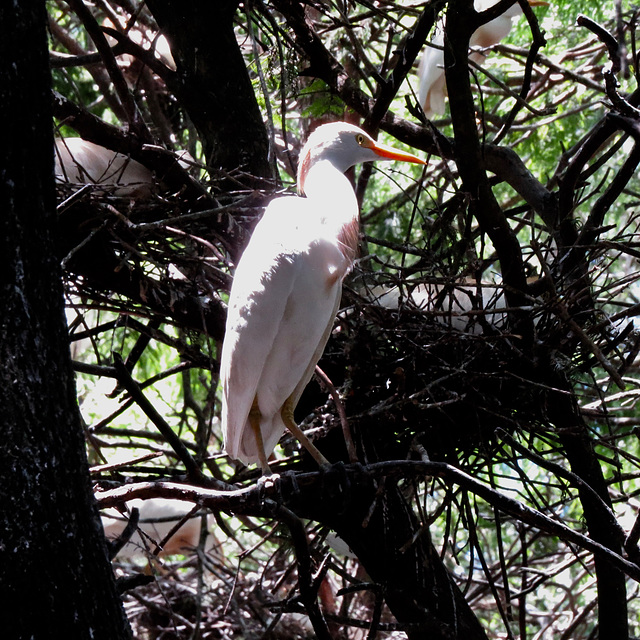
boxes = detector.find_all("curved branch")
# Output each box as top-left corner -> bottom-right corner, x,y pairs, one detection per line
95,460 -> 640,583
65,0 -> 151,139
268,503 -> 332,640
445,0 -> 532,338
492,0 -> 547,144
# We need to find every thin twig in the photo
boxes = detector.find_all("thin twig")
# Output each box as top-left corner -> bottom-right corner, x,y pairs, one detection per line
112,352 -> 206,483
315,365 -> 358,463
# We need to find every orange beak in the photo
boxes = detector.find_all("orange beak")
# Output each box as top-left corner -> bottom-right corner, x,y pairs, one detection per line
368,140 -> 426,165
528,1 -> 549,6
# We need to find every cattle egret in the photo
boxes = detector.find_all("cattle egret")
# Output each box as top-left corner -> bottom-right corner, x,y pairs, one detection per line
102,498 -> 215,559
220,122 -> 425,473
418,0 -> 548,118
55,137 -> 155,198
368,274 -> 542,333
369,280 -> 510,333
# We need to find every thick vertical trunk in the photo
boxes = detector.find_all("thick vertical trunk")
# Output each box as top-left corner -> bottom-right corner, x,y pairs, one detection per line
146,0 -> 273,182
0,2 -> 131,637
290,471 -> 488,639
548,374 -> 629,639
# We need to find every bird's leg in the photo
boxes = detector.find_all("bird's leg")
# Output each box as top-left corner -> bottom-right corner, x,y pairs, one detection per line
249,399 -> 273,475
281,396 -> 330,467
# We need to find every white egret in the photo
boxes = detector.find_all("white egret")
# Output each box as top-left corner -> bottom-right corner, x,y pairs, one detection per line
54,137 -> 193,197
220,122 -> 425,473
55,137 -> 155,198
101,498 -> 217,559
369,280 -> 510,333
418,0 -> 548,118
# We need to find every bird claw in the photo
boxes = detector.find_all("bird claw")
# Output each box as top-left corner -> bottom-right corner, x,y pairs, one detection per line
260,469 -> 302,506
257,471 -> 279,492
254,471 -> 280,506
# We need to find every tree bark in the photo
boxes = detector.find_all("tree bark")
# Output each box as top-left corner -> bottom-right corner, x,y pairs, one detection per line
548,374 -> 629,639
444,0 -> 532,341
0,3 -> 131,637
146,0 -> 273,181
288,469 -> 488,640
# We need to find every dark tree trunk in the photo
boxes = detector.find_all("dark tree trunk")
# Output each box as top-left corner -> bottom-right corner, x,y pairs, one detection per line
0,3 -> 131,638
289,470 -> 488,640
441,1 -> 629,636
146,0 -> 273,181
548,374 -> 629,639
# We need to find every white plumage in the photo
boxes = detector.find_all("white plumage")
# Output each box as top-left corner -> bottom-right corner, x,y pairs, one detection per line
418,0 -> 548,118
54,137 -> 154,198
220,122 -> 425,472
369,280 -> 510,333
101,498 -> 214,559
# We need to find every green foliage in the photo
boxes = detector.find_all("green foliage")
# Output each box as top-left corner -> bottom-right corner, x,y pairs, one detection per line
299,79 -> 347,119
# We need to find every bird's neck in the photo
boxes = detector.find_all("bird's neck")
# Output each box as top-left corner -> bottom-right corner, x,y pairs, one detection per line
302,160 -> 359,219
302,160 -> 360,261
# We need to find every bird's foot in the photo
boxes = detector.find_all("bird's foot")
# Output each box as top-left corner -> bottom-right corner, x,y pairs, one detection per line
257,469 -> 279,489
255,471 -> 280,505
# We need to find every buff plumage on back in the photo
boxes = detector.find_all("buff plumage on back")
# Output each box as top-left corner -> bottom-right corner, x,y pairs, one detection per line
220,122 -> 424,469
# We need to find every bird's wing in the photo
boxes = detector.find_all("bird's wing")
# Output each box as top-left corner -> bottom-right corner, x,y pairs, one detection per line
220,206 -> 300,461
54,139 -> 153,196
418,30 -> 447,117
244,234 -> 344,463
288,281 -> 342,409
256,231 -> 345,411
221,197 -> 349,464
470,15 -> 514,49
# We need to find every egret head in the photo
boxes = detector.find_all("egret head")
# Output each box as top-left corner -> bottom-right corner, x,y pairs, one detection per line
297,122 -> 425,194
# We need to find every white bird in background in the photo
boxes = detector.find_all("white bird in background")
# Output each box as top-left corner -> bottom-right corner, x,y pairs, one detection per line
101,498 -> 217,559
55,137 -> 155,198
54,137 -> 193,198
220,122 -> 425,473
418,0 -> 548,118
368,280 -> 510,333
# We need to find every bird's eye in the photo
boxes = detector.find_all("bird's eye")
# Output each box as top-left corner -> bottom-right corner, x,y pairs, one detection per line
356,134 -> 365,146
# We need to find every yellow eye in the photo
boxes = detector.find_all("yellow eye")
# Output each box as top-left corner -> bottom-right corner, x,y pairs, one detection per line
356,134 -> 365,146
